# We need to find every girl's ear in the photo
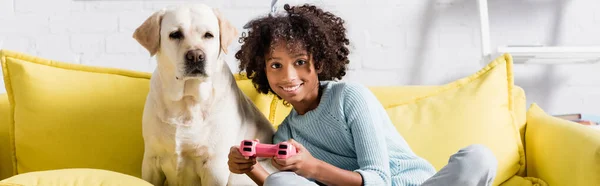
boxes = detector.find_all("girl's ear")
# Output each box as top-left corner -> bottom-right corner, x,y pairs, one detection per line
315,63 -> 323,73
311,55 -> 323,73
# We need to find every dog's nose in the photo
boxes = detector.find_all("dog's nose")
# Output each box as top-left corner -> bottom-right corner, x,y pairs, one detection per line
185,49 -> 205,63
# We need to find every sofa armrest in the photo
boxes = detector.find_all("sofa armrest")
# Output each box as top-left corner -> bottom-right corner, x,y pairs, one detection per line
525,104 -> 600,186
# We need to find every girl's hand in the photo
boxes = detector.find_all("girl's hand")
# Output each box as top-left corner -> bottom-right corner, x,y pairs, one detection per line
271,139 -> 322,179
228,145 -> 257,174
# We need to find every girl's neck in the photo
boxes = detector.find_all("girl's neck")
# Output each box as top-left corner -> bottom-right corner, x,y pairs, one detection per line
291,83 -> 323,115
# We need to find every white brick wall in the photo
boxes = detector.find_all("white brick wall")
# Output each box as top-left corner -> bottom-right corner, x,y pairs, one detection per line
1,0 -> 599,116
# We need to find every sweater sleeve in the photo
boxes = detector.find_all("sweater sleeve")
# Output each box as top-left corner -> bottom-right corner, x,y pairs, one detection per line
343,83 -> 391,186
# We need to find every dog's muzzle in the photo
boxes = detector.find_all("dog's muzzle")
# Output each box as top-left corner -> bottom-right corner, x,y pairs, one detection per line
184,49 -> 206,76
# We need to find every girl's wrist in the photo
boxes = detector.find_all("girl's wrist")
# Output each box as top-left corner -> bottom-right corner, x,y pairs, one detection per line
308,158 -> 363,186
309,158 -> 325,180
247,162 -> 264,175
246,163 -> 268,185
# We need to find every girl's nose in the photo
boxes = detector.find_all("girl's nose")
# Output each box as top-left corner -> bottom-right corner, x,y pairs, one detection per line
282,65 -> 298,81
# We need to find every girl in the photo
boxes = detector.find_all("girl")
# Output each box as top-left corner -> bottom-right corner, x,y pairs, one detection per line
228,4 -> 497,186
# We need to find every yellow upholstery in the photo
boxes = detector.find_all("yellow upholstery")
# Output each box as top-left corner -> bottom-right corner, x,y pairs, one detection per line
525,104 -> 600,186
512,87 -> 528,149
0,168 -> 152,186
1,49 -> 151,178
500,175 -> 548,186
0,93 -> 11,180
0,49 -> 598,185
381,54 -> 523,185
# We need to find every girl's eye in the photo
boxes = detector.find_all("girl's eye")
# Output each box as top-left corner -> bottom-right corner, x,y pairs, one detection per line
295,60 -> 306,65
270,63 -> 282,69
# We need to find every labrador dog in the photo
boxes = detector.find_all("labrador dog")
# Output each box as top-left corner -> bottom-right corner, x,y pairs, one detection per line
133,4 -> 276,186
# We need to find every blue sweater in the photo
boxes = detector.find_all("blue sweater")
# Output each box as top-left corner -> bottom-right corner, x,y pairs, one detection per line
273,81 -> 437,186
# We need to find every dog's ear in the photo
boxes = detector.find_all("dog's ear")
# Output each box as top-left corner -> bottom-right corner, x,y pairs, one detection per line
213,8 -> 239,54
133,9 -> 166,56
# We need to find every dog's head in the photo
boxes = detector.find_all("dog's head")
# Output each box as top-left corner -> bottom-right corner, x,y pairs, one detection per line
133,4 -> 238,80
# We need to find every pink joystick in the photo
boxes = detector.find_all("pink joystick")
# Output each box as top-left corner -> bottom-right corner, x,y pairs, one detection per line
239,139 -> 298,159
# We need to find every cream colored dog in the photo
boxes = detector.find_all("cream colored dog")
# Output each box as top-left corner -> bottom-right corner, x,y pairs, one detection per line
133,4 -> 275,186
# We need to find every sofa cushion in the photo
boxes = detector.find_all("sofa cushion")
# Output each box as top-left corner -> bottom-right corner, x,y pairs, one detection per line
0,50 -> 276,178
0,168 -> 152,186
376,54 -> 524,185
0,50 -> 152,177
512,86 -> 527,152
525,103 -> 600,186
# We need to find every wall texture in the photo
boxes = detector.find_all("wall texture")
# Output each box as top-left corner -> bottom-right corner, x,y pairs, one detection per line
1,0 -> 599,115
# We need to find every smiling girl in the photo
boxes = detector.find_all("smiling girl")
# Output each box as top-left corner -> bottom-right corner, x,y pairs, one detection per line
227,4 -> 498,186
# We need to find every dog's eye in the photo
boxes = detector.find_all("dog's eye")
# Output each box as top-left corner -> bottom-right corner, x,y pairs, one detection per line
204,32 -> 214,39
169,31 -> 184,39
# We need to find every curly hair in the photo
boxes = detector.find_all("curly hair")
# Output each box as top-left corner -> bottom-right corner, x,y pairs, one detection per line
235,3 -> 350,95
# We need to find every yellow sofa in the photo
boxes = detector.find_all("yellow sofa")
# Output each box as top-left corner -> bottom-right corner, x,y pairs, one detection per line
0,49 -> 598,186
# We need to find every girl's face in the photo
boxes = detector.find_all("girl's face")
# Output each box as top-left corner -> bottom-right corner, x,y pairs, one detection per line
264,43 -> 321,106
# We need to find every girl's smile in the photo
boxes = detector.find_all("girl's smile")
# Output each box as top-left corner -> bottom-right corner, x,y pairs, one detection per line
280,83 -> 303,93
